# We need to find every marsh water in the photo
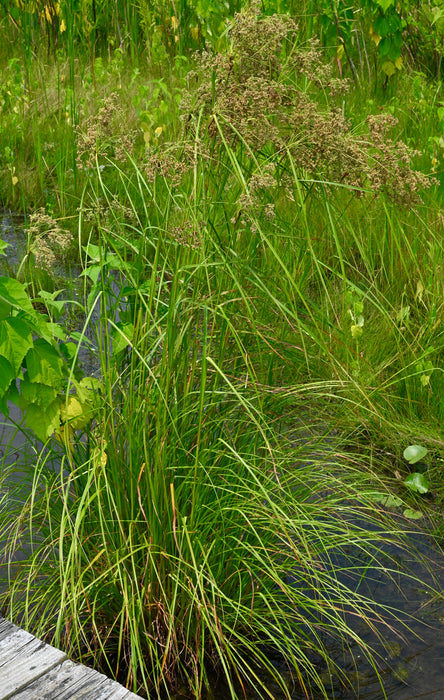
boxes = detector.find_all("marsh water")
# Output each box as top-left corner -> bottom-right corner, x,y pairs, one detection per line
1,211 -> 444,699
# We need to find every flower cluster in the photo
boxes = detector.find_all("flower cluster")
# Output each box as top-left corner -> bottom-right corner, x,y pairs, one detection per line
26,209 -> 73,270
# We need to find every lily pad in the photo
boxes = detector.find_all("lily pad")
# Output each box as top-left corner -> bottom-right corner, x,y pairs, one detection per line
403,444 -> 428,464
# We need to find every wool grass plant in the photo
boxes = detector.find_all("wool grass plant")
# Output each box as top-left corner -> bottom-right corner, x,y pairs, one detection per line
0,3 -> 443,699
0,158 -> 438,698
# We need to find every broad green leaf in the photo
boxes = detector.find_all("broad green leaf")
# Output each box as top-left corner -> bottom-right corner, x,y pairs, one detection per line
0,355 -> 15,398
7,380 -> 19,406
375,0 -> 396,11
82,263 -> 102,284
430,6 -> 444,24
25,398 -> 61,441
38,290 -> 66,319
378,37 -> 392,58
47,322 -> 66,341
60,341 -> 77,361
0,300 -> 10,321
387,14 -> 402,33
0,392 -> 8,418
83,243 -> 102,261
112,322 -> 134,355
374,15 -> 390,38
0,276 -> 35,315
388,43 -> 402,62
403,444 -> 428,464
75,376 -> 103,402
0,316 -> 34,374
0,240 -> 10,256
25,338 -> 65,388
404,472 -> 429,494
19,378 -> 58,408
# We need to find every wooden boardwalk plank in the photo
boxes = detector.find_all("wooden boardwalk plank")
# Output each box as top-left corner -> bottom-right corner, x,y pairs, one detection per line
12,659 -> 142,700
0,619 -> 143,700
0,630 -> 66,700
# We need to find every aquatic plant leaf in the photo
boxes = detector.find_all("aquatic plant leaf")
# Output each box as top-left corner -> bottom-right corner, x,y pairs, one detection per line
404,472 -> 429,494
112,322 -> 134,355
403,508 -> 423,519
0,301 -> 10,321
382,60 -> 396,77
25,398 -> 61,441
38,290 -> 66,319
60,395 -> 91,431
75,376 -> 103,404
403,444 -> 428,464
0,316 -> 33,374
367,492 -> 403,508
0,355 -> 15,398
19,378 -> 58,407
26,338 -> 65,388
0,240 -> 10,256
0,276 -> 35,315
376,0 -> 396,14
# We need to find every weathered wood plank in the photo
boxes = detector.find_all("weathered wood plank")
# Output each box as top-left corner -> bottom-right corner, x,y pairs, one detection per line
12,658 -> 143,700
0,619 -> 143,699
0,619 -> 28,643
0,627 -> 66,700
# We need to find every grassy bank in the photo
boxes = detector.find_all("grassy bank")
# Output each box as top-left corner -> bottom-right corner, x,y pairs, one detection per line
0,1 -> 443,698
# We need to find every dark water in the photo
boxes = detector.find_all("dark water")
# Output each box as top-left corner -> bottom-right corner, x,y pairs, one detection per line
1,213 -> 444,699
324,538 -> 444,700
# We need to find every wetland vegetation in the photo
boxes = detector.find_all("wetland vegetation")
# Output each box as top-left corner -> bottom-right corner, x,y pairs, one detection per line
0,1 -> 443,698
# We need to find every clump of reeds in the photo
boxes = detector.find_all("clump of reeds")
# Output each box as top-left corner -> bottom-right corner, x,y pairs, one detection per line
0,3 -> 442,700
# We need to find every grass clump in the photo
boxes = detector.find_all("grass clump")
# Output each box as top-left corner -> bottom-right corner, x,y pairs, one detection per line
0,2 -> 443,700
0,213 -> 429,698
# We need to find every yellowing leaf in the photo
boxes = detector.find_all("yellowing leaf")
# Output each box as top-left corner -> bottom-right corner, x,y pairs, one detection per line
60,18 -> 66,33
143,130 -> 150,145
171,15 -> 179,30
154,126 -> 163,137
394,56 -> 403,70
336,43 -> 344,60
92,442 -> 108,468
351,325 -> 363,339
370,25 -> 381,46
416,280 -> 424,302
420,373 -> 431,387
12,175 -> 18,186
190,26 -> 199,40
60,395 -> 91,431
382,60 -> 396,77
